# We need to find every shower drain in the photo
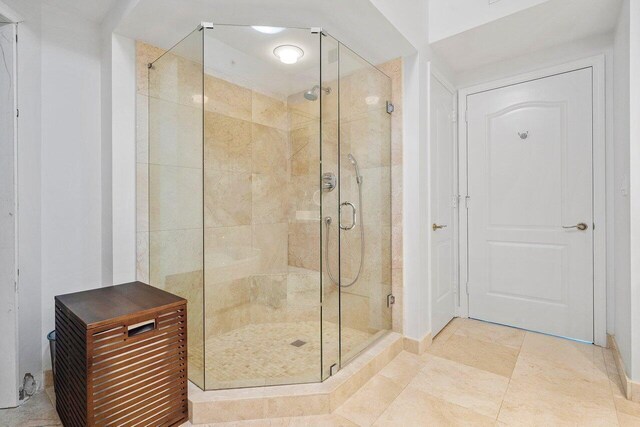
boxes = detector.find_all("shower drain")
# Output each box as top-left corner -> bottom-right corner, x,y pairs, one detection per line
290,340 -> 306,347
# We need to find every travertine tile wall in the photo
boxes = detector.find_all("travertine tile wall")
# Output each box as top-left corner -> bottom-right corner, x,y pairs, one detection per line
135,41 -> 404,338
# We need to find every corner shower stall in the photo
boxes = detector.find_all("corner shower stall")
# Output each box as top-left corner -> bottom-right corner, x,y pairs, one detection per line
147,23 -> 392,390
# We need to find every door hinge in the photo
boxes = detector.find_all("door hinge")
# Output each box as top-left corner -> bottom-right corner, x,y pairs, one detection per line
465,195 -> 471,209
387,294 -> 395,307
451,110 -> 458,123
465,281 -> 470,295
16,109 -> 19,118
452,195 -> 460,208
386,101 -> 394,114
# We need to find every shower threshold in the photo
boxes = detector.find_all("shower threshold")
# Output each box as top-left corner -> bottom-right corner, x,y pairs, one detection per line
188,332 -> 403,424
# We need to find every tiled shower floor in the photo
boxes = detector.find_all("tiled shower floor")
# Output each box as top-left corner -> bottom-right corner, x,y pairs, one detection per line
191,321 -> 378,389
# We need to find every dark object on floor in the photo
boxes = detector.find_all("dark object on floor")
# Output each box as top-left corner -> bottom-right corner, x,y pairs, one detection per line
54,281 -> 188,426
290,339 -> 307,347
47,330 -> 56,380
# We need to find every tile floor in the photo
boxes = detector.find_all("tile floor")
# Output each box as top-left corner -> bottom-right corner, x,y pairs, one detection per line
192,321 -> 375,388
3,318 -> 640,426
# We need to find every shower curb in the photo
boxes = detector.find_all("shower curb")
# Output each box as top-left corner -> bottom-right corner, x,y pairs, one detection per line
188,332 -> 403,423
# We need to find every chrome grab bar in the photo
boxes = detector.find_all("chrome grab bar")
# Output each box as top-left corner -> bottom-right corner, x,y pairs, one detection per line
340,202 -> 357,230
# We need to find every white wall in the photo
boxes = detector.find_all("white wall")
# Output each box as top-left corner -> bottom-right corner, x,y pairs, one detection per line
104,0 -> 141,286
627,0 -> 640,382
428,0 -> 550,43
39,3 -> 103,369
369,0 -> 428,49
110,33 -> 137,284
402,51 -> 428,340
613,0 -> 632,378
0,0 -> 44,392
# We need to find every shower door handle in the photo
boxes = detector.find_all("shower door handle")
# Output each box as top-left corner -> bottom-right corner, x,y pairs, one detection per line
339,202 -> 357,231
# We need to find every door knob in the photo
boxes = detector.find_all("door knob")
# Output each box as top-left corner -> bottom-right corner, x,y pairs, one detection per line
562,223 -> 588,231
432,223 -> 447,231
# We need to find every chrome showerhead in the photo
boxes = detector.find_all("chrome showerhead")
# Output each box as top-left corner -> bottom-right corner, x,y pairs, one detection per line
304,89 -> 318,101
304,85 -> 331,101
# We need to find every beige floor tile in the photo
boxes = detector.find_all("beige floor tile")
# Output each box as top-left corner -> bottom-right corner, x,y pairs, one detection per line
615,395 -> 640,419
335,375 -> 403,426
373,386 -> 495,427
520,332 -> 606,375
427,318 -> 466,353
412,354 -> 510,418
498,377 -> 619,426
0,392 -> 61,427
604,349 -> 627,399
429,334 -> 520,378
511,351 -> 612,402
454,319 -> 526,349
377,350 -> 424,387
433,318 -> 463,341
618,411 -> 640,427
286,414 -> 358,426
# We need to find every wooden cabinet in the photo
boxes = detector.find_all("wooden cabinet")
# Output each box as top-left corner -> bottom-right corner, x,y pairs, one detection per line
54,282 -> 188,426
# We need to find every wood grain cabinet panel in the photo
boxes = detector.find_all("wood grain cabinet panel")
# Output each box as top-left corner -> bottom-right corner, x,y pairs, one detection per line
54,282 -> 188,427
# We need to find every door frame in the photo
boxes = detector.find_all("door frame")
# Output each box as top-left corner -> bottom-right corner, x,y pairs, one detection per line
0,16 -> 20,407
457,55 -> 607,346
428,66 -> 460,333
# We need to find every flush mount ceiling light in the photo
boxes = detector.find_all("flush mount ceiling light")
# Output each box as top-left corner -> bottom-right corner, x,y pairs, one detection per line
252,26 -> 285,34
273,45 -> 304,64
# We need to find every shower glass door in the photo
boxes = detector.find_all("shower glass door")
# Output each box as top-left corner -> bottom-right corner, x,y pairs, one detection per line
201,25 -> 323,390
147,23 -> 391,389
148,28 -> 205,389
338,44 -> 392,366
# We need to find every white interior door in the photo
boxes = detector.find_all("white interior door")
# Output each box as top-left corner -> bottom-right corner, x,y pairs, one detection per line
430,74 -> 456,336
0,22 -> 19,408
466,68 -> 594,342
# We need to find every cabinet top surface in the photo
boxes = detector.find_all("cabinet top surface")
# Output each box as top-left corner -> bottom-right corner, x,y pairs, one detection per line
55,282 -> 186,328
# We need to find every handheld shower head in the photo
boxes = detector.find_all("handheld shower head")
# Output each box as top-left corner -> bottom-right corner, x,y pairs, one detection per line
348,153 -> 363,184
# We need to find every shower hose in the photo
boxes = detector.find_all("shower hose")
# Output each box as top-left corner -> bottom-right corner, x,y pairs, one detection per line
324,178 -> 365,288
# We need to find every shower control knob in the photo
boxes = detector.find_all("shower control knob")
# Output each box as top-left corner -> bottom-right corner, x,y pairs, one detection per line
322,172 -> 336,192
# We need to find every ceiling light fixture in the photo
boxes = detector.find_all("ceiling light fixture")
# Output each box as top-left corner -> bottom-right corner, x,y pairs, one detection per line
252,26 -> 285,34
273,45 -> 304,64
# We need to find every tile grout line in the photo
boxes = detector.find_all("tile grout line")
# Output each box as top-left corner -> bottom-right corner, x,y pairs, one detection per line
603,347 -> 625,426
366,367 -> 418,427
366,320 -> 490,426
494,332 -> 526,423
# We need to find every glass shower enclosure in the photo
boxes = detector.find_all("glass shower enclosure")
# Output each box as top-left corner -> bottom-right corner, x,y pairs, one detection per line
148,23 -> 391,390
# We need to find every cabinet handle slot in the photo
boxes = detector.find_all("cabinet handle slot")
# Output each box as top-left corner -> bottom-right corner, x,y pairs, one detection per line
127,320 -> 156,337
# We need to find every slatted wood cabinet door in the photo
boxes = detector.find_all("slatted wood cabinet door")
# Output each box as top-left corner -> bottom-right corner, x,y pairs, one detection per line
54,282 -> 188,427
